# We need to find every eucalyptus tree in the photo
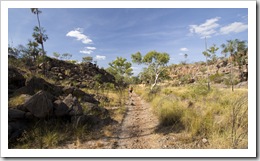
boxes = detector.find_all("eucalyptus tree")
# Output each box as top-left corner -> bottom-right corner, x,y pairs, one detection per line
131,50 -> 170,91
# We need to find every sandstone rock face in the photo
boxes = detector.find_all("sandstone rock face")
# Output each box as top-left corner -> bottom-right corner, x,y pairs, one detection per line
23,90 -> 53,118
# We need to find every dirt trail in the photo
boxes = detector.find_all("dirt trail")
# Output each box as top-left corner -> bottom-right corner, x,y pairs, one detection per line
114,92 -> 161,149
58,92 -> 168,149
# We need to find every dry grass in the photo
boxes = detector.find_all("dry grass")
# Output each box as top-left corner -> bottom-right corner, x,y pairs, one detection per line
8,94 -> 31,107
135,83 -> 248,149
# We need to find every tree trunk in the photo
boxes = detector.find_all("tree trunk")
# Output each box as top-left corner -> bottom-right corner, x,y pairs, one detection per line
151,73 -> 159,91
36,12 -> 46,76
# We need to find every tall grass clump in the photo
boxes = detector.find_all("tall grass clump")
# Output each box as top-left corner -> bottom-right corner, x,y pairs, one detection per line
152,95 -> 185,131
229,94 -> 248,148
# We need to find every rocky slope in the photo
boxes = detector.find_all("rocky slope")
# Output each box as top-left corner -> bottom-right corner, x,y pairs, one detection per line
168,59 -> 248,86
8,57 -> 117,144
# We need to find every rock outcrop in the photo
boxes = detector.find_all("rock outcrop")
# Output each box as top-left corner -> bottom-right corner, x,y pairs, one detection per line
7,56 -> 117,144
23,90 -> 53,118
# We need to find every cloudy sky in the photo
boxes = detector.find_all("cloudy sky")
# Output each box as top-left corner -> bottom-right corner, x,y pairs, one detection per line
8,8 -> 248,75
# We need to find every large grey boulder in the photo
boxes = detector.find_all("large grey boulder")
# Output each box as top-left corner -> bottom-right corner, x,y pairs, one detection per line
23,90 -> 53,118
63,94 -> 83,116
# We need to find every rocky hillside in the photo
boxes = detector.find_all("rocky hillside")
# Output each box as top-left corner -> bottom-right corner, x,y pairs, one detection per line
40,57 -> 115,87
8,57 -> 117,144
168,59 -> 248,86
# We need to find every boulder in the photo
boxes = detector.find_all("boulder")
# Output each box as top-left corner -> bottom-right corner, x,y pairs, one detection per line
72,88 -> 86,97
8,121 -> 28,141
23,90 -> 53,118
25,76 -> 63,96
13,86 -> 34,95
8,108 -> 26,120
62,86 -> 74,95
8,67 -> 26,92
81,93 -> 99,104
63,94 -> 83,116
53,100 -> 69,117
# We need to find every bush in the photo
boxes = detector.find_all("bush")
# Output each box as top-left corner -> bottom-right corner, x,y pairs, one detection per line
209,73 -> 224,83
188,81 -> 211,99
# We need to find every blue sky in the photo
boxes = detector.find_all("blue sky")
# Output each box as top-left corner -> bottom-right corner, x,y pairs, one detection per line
8,8 -> 248,75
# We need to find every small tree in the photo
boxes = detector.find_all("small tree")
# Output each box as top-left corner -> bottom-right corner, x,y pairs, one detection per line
53,52 -> 60,59
82,56 -> 93,63
31,8 -> 48,76
107,57 -> 133,105
131,50 -> 170,91
202,50 -> 211,91
61,53 -> 72,61
27,40 -> 40,61
207,44 -> 219,64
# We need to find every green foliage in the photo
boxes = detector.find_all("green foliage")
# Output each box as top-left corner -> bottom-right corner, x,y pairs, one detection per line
189,81 -> 211,97
209,73 -> 224,83
53,52 -> 60,59
82,56 -> 93,63
8,46 -> 20,58
32,26 -> 48,46
221,39 -> 247,91
131,50 -> 170,90
131,51 -> 142,64
107,57 -> 133,86
207,44 -> 219,63
61,53 -> 72,60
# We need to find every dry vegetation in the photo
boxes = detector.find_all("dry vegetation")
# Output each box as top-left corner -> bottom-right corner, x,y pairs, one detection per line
134,82 -> 248,149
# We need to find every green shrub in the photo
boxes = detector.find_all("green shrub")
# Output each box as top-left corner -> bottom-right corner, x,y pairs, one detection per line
188,81 -> 211,98
209,73 -> 224,83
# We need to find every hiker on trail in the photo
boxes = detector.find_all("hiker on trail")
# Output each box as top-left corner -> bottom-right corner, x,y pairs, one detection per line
129,86 -> 134,105
129,86 -> 133,94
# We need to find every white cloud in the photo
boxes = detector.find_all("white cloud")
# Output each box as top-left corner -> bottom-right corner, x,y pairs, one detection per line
66,28 -> 92,44
189,17 -> 220,38
79,46 -> 96,54
80,49 -> 93,54
86,47 -> 96,50
180,48 -> 189,52
96,55 -> 106,60
219,22 -> 248,35
179,53 -> 184,56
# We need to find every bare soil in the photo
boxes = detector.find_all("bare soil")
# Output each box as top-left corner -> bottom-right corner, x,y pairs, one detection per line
113,92 -> 161,149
